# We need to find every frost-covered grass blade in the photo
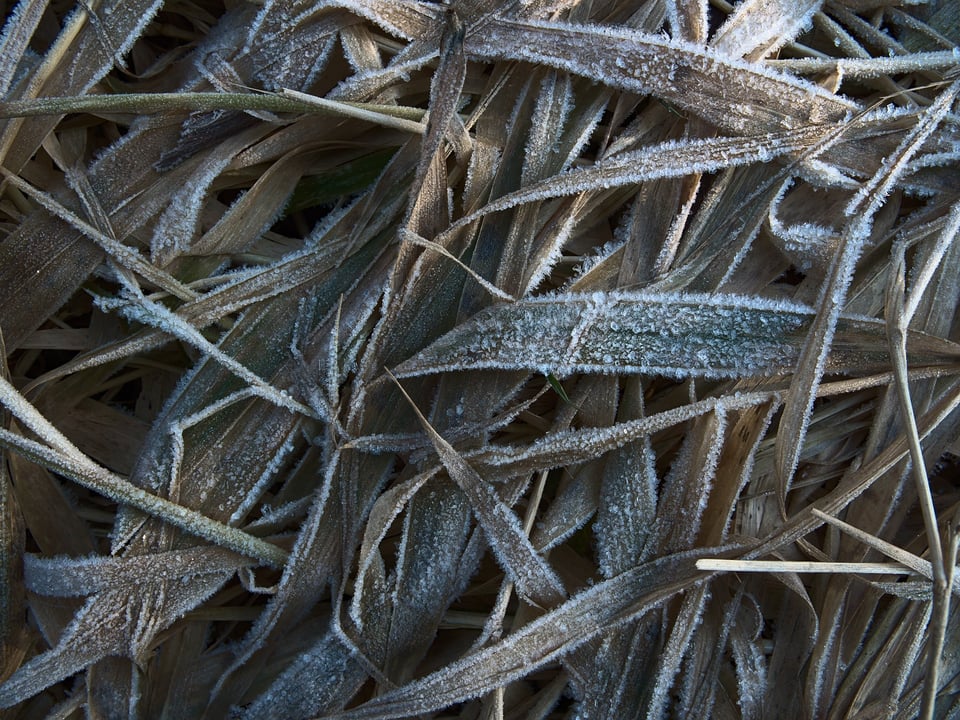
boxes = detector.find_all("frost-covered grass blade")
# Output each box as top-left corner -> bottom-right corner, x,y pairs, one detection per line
1,0 -> 959,717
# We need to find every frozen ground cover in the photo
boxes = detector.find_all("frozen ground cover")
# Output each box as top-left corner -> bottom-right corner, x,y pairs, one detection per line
0,1 -> 960,718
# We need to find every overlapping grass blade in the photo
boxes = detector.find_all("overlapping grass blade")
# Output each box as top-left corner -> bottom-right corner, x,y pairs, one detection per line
1,0 -> 958,717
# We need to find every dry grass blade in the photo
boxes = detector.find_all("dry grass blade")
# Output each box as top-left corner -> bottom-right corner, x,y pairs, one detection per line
0,376 -> 287,569
465,16 -> 855,133
697,558 -> 918,575
0,91 -> 428,127
328,548 -> 725,720
0,0 -> 49,97
391,372 -> 566,607
774,78 -> 960,510
0,341 -> 27,686
710,0 -> 820,59
394,290 -> 959,381
886,242 -> 950,720
1,1 -> 958,717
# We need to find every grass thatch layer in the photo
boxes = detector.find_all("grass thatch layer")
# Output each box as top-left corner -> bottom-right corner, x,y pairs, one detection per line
1,0 -> 960,718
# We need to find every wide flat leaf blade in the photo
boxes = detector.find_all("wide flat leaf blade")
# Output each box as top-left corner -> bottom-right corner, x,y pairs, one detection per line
395,291 -> 812,378
465,17 -> 854,134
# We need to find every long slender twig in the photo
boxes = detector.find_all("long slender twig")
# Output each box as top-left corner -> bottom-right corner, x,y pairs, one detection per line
0,91 -> 427,132
810,508 -> 960,592
886,242 -> 949,720
696,559 -> 918,574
